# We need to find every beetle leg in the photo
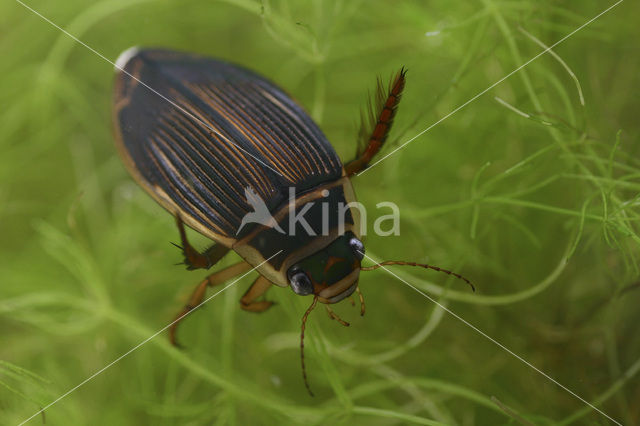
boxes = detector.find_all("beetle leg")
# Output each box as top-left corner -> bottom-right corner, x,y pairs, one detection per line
240,275 -> 274,313
325,305 -> 350,327
169,261 -> 252,346
345,68 -> 406,176
174,214 -> 229,270
355,286 -> 365,316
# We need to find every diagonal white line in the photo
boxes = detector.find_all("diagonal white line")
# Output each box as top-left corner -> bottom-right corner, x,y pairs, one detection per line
18,251 -> 282,426
14,0 -> 285,178
360,252 -> 622,425
358,0 -> 624,175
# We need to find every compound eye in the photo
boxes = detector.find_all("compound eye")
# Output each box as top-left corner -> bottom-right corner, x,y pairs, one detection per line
349,237 -> 365,260
288,268 -> 314,295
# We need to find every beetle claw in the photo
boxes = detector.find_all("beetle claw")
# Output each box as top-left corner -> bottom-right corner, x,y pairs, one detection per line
169,326 -> 184,349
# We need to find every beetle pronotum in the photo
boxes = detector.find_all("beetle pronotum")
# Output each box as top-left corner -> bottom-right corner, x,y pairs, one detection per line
112,48 -> 473,395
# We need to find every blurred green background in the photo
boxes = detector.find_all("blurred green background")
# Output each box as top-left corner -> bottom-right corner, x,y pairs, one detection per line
1,0 -> 639,424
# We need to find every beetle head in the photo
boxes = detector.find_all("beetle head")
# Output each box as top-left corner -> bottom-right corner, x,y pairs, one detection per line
286,232 -> 364,303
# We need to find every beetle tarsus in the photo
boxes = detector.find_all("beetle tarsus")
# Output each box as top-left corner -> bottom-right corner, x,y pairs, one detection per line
325,305 -> 350,327
355,286 -> 365,316
240,276 -> 274,312
169,316 -> 187,349
240,300 -> 274,312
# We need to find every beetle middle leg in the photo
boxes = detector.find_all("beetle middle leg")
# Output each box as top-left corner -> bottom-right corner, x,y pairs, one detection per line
170,261 -> 252,346
240,275 -> 274,313
173,215 -> 229,270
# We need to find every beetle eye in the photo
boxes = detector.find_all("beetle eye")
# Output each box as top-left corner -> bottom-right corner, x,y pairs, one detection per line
288,269 -> 314,295
349,237 -> 365,260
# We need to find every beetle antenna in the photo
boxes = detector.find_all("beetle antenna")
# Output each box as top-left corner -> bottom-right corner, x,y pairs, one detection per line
361,260 -> 475,292
300,295 -> 318,397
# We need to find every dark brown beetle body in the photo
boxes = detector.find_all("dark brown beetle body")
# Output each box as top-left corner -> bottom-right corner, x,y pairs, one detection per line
113,48 -> 470,393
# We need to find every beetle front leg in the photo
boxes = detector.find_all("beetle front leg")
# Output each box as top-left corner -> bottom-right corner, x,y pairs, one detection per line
174,215 -> 229,270
169,261 -> 252,346
240,275 -> 274,313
